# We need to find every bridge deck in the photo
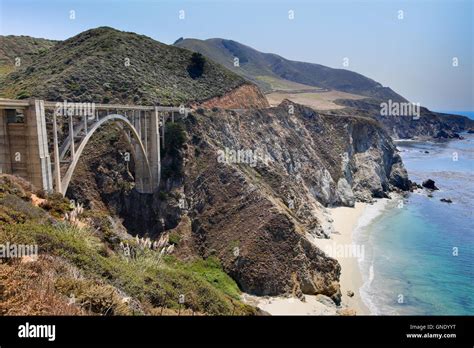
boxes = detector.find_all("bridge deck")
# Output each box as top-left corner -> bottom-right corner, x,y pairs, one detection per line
0,98 -> 188,112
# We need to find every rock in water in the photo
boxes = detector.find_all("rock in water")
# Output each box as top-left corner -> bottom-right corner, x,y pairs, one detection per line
440,198 -> 453,203
422,179 -> 439,190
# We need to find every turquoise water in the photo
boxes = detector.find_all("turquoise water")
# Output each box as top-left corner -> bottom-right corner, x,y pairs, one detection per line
356,132 -> 474,315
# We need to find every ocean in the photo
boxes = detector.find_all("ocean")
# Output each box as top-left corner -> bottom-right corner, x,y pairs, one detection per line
436,111 -> 474,120
355,118 -> 474,315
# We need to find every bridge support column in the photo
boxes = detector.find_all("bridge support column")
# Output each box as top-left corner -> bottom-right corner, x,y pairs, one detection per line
0,109 -> 12,175
149,107 -> 161,191
52,111 -> 62,194
132,112 -> 149,193
161,112 -> 166,148
132,109 -> 162,194
25,100 -> 53,192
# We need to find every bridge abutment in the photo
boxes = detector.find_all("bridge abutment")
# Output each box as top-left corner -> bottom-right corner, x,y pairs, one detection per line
0,109 -> 12,175
0,100 -> 53,192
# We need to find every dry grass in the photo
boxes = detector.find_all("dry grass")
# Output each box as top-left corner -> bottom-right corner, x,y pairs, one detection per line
0,256 -> 85,315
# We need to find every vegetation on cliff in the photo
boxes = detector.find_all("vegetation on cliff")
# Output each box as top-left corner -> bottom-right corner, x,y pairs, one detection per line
0,175 -> 255,315
0,35 -> 57,78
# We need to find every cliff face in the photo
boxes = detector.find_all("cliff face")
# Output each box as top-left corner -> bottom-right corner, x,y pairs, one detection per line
176,101 -> 408,299
192,83 -> 269,109
186,100 -> 408,207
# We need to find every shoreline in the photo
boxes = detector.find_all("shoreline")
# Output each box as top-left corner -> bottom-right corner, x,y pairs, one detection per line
320,202 -> 370,315
324,198 -> 394,315
243,198 -> 395,315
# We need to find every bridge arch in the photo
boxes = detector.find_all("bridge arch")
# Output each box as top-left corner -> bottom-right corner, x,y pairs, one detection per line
61,114 -> 153,195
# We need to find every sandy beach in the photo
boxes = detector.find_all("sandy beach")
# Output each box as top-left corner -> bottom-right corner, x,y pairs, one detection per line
242,293 -> 341,315
244,199 -> 394,315
317,202 -> 370,315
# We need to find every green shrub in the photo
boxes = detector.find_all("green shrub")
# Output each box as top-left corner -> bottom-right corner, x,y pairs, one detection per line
39,193 -> 72,218
0,175 -> 31,200
163,256 -> 241,300
0,205 -> 27,224
55,277 -> 132,315
164,123 -> 186,157
161,123 -> 186,180
168,232 -> 181,245
16,91 -> 30,100
0,194 -> 46,222
81,210 -> 116,245
187,52 -> 205,78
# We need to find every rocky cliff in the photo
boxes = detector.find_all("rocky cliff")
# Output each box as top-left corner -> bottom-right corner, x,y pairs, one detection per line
174,101 -> 408,298
335,98 -> 474,139
67,99 -> 409,304
193,83 -> 269,109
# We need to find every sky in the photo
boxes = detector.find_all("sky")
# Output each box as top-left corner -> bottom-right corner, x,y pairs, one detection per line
0,0 -> 472,111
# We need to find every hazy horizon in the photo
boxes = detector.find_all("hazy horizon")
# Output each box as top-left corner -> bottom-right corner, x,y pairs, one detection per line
1,0 -> 472,111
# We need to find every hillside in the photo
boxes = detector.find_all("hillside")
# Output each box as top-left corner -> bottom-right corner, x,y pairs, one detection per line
0,175 -> 256,315
0,28 -> 265,107
175,38 -> 406,101
0,35 -> 57,77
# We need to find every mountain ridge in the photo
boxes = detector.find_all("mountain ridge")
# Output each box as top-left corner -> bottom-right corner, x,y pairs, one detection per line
175,37 -> 474,138
175,37 -> 407,102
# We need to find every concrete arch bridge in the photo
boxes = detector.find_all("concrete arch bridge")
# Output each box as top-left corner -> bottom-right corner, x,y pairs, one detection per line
0,99 -> 188,195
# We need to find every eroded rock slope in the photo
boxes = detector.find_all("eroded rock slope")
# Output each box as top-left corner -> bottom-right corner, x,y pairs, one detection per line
176,101 -> 408,300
